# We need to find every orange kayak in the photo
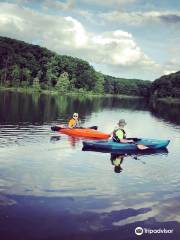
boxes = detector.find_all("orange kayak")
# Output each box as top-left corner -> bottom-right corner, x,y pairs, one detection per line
60,128 -> 110,139
51,125 -> 110,139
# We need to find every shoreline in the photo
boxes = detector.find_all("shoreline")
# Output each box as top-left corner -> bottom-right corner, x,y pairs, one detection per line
157,97 -> 180,104
0,86 -> 144,99
1,86 -> 179,103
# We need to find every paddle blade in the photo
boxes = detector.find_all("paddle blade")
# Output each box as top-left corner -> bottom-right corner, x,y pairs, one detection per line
51,125 -> 98,131
137,144 -> 149,150
51,126 -> 61,131
89,126 -> 98,130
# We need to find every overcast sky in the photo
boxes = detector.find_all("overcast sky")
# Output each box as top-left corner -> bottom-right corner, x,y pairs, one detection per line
0,0 -> 180,80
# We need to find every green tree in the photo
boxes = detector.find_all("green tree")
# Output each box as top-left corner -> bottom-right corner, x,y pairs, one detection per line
45,56 -> 59,86
33,77 -> 41,89
21,68 -> 31,84
151,71 -> 180,98
94,72 -> 104,94
56,72 -> 70,92
0,36 -> 152,97
45,69 -> 57,87
10,65 -> 20,86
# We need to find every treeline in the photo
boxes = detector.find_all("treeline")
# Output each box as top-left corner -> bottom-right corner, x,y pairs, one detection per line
151,71 -> 180,98
0,36 -> 151,96
0,36 -> 104,93
104,75 -> 151,97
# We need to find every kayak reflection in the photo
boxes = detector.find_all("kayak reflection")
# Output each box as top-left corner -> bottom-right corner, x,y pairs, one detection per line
67,136 -> 77,148
50,135 -> 61,142
110,153 -> 148,174
50,135 -> 77,148
83,147 -> 169,174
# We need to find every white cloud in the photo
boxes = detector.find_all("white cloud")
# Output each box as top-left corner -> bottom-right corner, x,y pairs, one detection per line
100,10 -> 180,25
163,70 -> 176,75
44,0 -> 75,11
89,30 -> 154,67
161,59 -> 180,77
0,2 -> 154,67
65,16 -> 88,47
2,2 -> 175,79
80,0 -> 137,7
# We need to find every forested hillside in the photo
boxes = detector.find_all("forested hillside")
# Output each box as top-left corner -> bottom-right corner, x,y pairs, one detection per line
104,75 -> 151,97
0,36 -> 150,96
151,71 -> 180,98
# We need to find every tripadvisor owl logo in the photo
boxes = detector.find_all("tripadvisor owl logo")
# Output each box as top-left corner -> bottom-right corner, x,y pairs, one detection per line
135,227 -> 143,235
135,226 -> 174,235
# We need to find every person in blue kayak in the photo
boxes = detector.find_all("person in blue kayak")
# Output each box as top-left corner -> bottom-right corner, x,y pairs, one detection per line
113,119 -> 134,143
68,112 -> 81,128
112,119 -> 149,150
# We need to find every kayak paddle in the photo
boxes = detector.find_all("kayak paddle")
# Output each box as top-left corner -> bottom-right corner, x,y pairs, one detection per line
136,144 -> 149,150
127,138 -> 149,150
123,138 -> 149,150
51,125 -> 98,131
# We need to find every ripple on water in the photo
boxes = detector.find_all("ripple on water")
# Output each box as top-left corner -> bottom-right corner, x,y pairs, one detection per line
0,124 -> 53,147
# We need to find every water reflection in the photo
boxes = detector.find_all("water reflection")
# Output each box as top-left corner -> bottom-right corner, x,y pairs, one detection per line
83,147 -> 169,174
50,135 -> 61,142
110,153 -> 124,173
0,91 -> 180,239
50,134 -> 82,148
150,99 -> 180,125
113,195 -> 180,227
0,91 -> 149,125
0,91 -> 179,126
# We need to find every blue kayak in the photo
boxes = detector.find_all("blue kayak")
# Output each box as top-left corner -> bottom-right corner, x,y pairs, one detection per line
82,138 -> 170,152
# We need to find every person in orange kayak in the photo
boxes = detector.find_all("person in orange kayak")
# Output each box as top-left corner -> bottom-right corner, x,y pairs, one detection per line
113,119 -> 134,143
68,113 -> 81,128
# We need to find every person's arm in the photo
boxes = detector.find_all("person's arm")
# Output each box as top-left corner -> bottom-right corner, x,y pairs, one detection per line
116,130 -> 134,143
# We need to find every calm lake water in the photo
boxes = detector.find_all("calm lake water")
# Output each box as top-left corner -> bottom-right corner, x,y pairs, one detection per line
0,91 -> 180,240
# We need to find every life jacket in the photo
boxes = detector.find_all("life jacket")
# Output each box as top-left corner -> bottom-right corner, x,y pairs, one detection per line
113,128 -> 126,142
68,118 -> 80,128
